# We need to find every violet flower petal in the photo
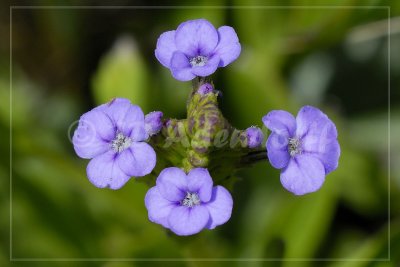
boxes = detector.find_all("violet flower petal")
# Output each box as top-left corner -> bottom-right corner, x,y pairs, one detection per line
190,54 -> 221,77
305,141 -> 340,174
187,168 -> 213,202
86,150 -> 130,190
101,98 -> 148,141
296,105 -> 330,138
156,167 -> 187,202
155,30 -> 177,68
301,118 -> 337,153
205,186 -> 233,230
296,106 -> 340,173
102,98 -> 131,128
121,105 -> 147,141
145,187 -> 175,228
117,143 -> 156,177
263,110 -> 296,137
280,155 -> 325,195
73,134 -> 110,159
266,132 -> 290,169
78,109 -> 115,141
175,19 -> 219,56
214,26 -> 241,67
73,109 -> 114,159
168,205 -> 210,236
170,51 -> 196,81
129,125 -> 148,143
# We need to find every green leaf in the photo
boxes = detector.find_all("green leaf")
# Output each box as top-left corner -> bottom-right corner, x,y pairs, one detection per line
92,36 -> 149,109
281,188 -> 337,263
326,223 -> 390,267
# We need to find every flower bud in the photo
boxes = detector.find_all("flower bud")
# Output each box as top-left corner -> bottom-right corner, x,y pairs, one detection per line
245,126 -> 264,148
145,111 -> 163,136
198,83 -> 214,95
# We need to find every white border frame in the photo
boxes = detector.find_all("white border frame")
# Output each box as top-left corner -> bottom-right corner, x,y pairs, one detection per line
9,5 -> 391,262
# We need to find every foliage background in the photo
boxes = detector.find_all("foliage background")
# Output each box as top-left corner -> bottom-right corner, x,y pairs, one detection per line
1,1 -> 399,266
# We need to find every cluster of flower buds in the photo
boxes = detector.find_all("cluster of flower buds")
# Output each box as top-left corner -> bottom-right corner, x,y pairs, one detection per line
73,19 -> 340,236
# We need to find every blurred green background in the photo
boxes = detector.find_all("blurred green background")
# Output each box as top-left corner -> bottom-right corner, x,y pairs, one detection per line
1,1 -> 399,266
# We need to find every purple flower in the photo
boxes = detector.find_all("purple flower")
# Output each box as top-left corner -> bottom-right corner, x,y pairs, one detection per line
73,98 -> 156,190
245,126 -> 264,148
145,167 -> 233,236
262,106 -> 340,195
198,83 -> 214,95
155,19 -> 241,81
145,111 -> 163,136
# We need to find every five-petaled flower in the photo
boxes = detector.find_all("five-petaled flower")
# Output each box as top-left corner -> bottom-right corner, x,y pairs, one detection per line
73,98 -> 157,189
145,167 -> 233,236
155,18 -> 241,81
262,106 -> 340,195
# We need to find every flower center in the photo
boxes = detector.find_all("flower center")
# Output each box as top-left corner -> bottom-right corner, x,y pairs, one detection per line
111,132 -> 132,153
181,192 -> 201,208
190,55 -> 208,67
288,137 -> 302,157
